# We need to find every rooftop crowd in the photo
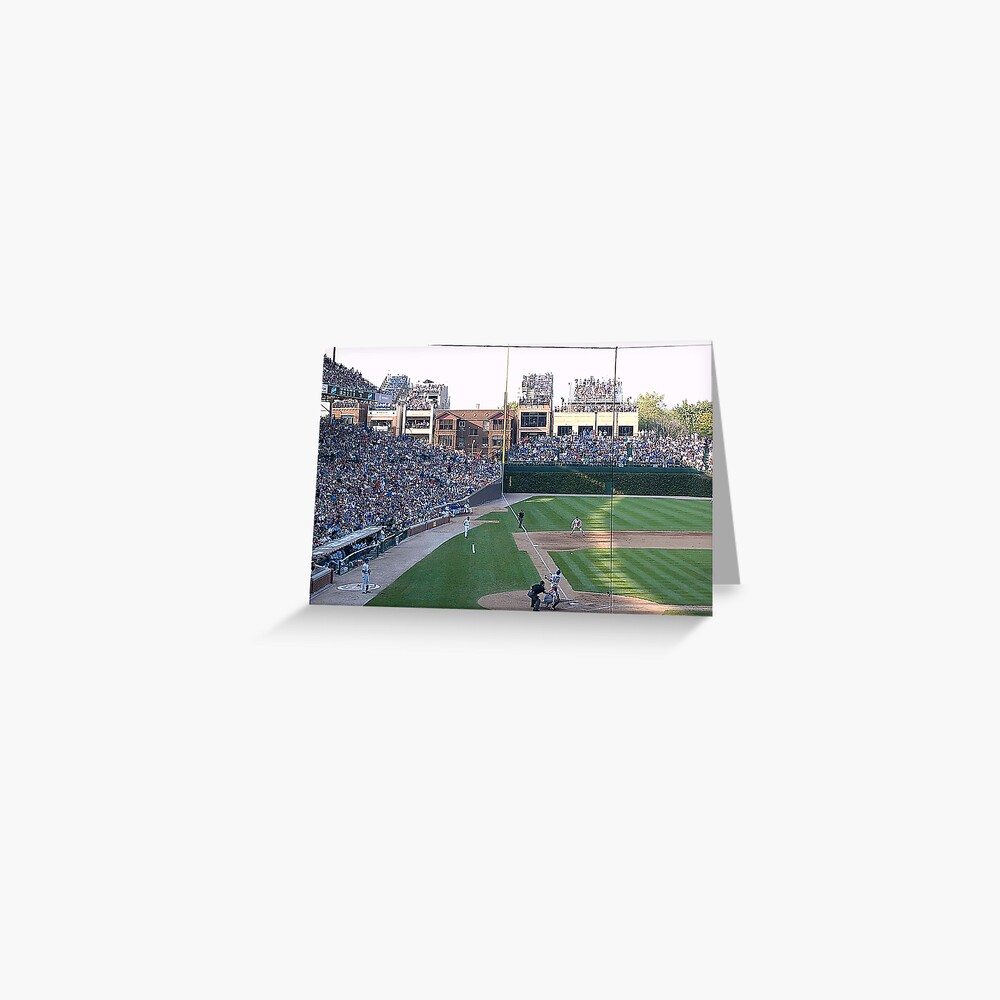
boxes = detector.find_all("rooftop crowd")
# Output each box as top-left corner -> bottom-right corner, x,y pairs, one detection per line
520,372 -> 554,404
553,398 -> 636,412
572,376 -> 622,403
404,395 -> 438,410
382,381 -> 450,411
505,431 -> 712,472
314,419 -> 501,546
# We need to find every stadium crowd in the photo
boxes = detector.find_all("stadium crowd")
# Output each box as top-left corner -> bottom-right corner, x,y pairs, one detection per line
505,431 -> 712,471
322,356 -> 380,397
314,419 -> 501,545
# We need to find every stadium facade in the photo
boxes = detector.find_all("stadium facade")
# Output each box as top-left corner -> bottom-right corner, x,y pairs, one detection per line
322,365 -> 640,451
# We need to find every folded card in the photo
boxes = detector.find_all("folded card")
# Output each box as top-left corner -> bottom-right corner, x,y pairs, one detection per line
310,343 -> 736,616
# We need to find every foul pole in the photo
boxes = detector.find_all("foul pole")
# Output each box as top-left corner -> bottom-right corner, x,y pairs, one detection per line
501,346 -> 510,488
609,345 -> 619,613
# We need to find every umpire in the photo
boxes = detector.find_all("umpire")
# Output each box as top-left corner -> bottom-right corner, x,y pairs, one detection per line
528,580 -> 546,611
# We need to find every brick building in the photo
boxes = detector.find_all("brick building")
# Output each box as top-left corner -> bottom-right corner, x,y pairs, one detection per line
434,409 -> 508,459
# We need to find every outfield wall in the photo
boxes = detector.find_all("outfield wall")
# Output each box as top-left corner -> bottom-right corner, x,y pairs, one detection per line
503,465 -> 712,498
466,480 -> 503,506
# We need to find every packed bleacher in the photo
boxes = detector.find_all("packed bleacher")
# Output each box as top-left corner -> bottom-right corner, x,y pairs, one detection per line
322,355 -> 380,398
506,433 -> 629,467
314,419 -> 501,546
629,433 -> 713,472
505,431 -> 712,472
520,372 -> 553,404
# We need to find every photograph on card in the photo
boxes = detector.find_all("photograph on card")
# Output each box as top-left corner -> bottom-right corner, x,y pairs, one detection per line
311,344 -> 713,615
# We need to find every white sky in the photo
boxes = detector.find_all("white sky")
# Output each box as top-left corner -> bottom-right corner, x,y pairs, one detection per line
334,343 -> 712,410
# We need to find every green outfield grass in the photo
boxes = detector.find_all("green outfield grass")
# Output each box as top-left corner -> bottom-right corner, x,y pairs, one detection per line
371,495 -> 713,613
506,494 -> 712,533
368,519 -> 539,610
555,548 -> 713,607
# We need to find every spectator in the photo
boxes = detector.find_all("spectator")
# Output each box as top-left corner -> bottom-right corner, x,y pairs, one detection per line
505,431 -> 711,472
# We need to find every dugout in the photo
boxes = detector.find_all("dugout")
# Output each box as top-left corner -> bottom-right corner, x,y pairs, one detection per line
313,525 -> 387,575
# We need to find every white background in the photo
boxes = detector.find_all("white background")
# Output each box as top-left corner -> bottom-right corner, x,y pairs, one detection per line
2,2 -> 997,998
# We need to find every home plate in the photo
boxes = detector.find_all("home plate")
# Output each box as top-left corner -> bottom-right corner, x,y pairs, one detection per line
336,583 -> 381,592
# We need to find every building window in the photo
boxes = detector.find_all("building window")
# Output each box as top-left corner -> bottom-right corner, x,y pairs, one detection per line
439,420 -> 454,430
520,411 -> 548,428
557,425 -> 573,435
617,425 -> 634,436
577,426 -> 591,434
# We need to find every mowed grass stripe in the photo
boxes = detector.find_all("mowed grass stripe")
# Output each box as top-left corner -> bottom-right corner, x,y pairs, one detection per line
617,549 -> 711,603
610,497 -> 711,533
369,519 -> 539,610
506,495 -> 711,533
556,548 -> 713,607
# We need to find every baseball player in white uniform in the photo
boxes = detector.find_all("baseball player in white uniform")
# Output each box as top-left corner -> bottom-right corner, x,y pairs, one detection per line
548,567 -> 564,605
464,517 -> 471,537
570,516 -> 584,534
361,560 -> 371,593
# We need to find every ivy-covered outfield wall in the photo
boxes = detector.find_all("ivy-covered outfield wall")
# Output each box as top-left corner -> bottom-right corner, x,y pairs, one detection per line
503,465 -> 712,498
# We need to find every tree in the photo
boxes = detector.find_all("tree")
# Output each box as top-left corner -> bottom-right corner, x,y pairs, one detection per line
636,392 -> 669,433
638,394 -> 712,438
693,404 -> 713,439
667,399 -> 712,438
503,400 -> 518,450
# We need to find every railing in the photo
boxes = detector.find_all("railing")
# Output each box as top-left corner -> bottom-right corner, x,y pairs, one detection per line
504,463 -> 706,475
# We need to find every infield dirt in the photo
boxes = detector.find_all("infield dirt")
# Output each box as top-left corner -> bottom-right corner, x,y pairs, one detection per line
517,530 -> 711,552
476,589 -> 704,614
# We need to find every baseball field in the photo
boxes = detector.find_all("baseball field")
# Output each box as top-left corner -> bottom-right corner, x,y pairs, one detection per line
368,494 -> 712,615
